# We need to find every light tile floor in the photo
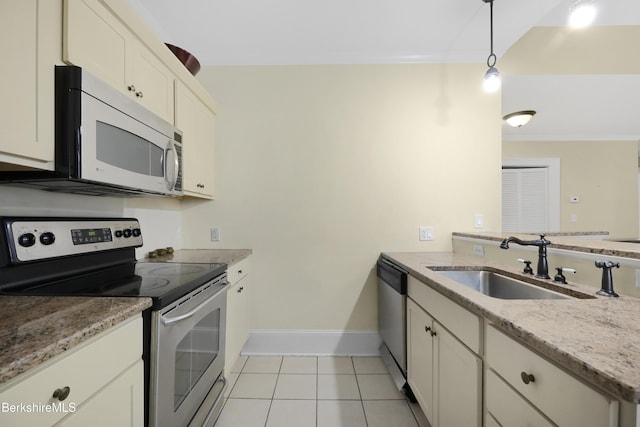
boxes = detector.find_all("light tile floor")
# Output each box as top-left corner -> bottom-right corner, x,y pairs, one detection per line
214,356 -> 430,427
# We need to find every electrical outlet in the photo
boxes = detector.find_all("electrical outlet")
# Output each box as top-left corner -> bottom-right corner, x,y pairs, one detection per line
210,227 -> 220,241
419,226 -> 434,241
473,245 -> 485,256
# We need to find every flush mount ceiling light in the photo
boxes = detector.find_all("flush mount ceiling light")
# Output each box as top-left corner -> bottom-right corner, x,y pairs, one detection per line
482,0 -> 500,92
503,110 -> 537,127
569,0 -> 597,28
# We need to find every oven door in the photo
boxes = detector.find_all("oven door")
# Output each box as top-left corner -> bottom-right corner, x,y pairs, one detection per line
150,276 -> 228,427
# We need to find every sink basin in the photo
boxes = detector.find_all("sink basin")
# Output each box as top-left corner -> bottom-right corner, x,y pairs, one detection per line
433,269 -> 571,300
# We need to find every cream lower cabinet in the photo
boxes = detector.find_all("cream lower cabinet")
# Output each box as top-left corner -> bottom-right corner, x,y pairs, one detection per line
0,316 -> 143,427
175,80 -> 216,198
64,0 -> 174,123
225,257 -> 251,376
0,0 -> 60,168
407,276 -> 482,427
486,324 -> 619,427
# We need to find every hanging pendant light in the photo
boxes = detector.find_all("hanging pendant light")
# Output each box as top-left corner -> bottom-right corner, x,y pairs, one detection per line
482,0 -> 500,92
569,0 -> 597,28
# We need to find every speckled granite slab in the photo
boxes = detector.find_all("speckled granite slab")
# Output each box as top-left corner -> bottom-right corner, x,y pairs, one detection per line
383,251 -> 640,403
141,249 -> 252,266
0,296 -> 151,386
453,232 -> 640,260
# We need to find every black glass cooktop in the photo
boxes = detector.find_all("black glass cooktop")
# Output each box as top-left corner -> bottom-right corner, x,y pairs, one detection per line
3,261 -> 227,309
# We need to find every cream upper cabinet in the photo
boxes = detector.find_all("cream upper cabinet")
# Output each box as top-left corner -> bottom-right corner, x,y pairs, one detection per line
407,276 -> 482,427
63,0 -> 174,123
225,257 -> 251,377
175,80 -> 216,198
0,317 -> 143,427
0,0 -> 60,168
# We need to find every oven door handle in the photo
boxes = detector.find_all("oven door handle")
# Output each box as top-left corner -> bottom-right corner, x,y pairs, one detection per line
161,282 -> 229,325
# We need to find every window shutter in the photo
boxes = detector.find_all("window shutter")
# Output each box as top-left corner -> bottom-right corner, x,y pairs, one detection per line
502,168 -> 548,232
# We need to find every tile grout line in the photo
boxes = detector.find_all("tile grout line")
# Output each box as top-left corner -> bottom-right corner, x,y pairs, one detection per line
262,356 -> 284,427
316,356 -> 319,427
352,356 -> 370,427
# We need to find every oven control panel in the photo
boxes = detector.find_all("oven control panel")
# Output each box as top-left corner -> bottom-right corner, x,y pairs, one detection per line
2,218 -> 143,263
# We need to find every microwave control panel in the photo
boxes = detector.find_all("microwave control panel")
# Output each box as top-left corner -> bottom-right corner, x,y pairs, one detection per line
2,218 -> 143,263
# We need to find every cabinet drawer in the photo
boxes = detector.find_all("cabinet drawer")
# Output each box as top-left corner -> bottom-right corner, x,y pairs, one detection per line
486,325 -> 618,427
486,368 -> 554,427
408,276 -> 481,354
0,316 -> 142,426
227,257 -> 250,285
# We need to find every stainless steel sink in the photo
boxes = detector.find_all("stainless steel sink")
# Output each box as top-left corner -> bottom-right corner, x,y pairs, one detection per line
433,269 -> 571,300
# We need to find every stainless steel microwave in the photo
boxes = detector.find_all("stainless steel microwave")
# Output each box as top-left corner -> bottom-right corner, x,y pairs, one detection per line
0,66 -> 183,196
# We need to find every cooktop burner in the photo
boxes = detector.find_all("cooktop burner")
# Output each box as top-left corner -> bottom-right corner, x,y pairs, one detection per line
5,261 -> 226,309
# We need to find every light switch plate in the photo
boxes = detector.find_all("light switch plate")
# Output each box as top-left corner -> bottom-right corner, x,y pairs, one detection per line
474,214 -> 484,229
210,227 -> 220,241
419,226 -> 434,241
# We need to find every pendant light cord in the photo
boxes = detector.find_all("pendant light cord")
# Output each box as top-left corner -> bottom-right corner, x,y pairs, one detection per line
487,0 -> 497,68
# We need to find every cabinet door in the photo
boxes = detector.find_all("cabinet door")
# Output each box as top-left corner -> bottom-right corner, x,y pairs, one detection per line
407,298 -> 435,425
436,322 -> 482,427
225,275 -> 250,376
54,360 -> 144,427
64,0 -> 130,91
175,80 -> 216,198
0,0 -> 57,165
130,39 -> 174,123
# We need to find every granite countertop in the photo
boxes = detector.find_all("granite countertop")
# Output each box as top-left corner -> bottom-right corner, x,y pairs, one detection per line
382,251 -> 640,404
454,231 -> 640,261
0,296 -> 152,386
0,249 -> 251,387
141,248 -> 252,265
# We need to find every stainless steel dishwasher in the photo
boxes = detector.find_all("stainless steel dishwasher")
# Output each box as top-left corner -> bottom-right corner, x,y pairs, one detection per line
377,257 -> 415,401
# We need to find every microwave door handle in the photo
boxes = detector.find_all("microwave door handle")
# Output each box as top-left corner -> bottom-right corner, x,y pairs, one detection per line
164,141 -> 179,190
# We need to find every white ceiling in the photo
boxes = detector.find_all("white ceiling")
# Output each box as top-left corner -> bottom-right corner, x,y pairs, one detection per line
130,0 -> 565,65
131,0 -> 640,142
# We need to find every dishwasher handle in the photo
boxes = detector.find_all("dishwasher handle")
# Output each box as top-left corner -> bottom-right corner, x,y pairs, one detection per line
377,258 -> 407,295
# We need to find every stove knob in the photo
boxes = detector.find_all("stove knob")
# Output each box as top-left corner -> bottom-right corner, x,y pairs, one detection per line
115,230 -> 123,238
39,232 -> 56,246
123,229 -> 132,238
18,233 -> 36,247
132,228 -> 141,237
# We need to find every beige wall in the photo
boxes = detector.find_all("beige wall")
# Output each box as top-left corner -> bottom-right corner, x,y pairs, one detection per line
182,63 -> 502,331
503,140 -> 639,238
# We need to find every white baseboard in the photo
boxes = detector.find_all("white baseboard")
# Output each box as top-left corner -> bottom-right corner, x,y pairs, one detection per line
241,329 -> 382,357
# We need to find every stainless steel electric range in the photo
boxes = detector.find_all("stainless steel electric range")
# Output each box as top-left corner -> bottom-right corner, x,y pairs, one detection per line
0,217 -> 229,427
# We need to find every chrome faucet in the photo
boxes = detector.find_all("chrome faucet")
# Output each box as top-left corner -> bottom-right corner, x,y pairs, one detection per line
500,235 -> 551,279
